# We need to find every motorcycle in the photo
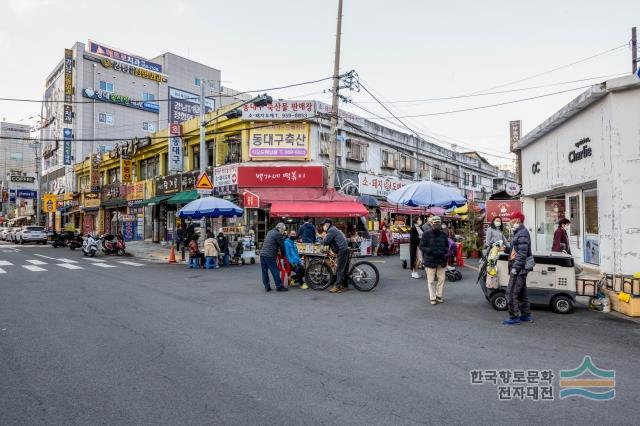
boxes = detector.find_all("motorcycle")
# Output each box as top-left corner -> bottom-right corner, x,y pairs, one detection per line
101,234 -> 126,256
68,233 -> 84,250
52,231 -> 68,248
82,233 -> 100,257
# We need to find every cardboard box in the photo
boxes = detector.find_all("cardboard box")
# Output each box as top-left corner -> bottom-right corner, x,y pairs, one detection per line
605,289 -> 640,317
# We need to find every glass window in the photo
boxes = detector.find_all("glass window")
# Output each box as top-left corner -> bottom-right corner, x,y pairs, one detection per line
584,189 -> 598,234
142,122 -> 155,132
472,175 -> 477,187
99,81 -> 114,92
568,195 -> 581,237
108,168 -> 120,183
143,92 -> 155,102
194,78 -> 201,87
192,146 -> 200,170
98,113 -> 113,124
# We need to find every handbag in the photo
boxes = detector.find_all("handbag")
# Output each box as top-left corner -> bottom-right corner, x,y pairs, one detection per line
525,255 -> 535,271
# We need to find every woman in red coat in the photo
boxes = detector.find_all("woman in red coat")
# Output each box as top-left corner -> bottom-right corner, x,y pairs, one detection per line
552,218 -> 571,254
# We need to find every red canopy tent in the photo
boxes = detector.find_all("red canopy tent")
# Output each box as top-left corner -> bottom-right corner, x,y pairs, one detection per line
269,189 -> 367,218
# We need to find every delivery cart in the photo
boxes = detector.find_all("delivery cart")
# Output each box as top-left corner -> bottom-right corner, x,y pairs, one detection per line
477,252 -> 592,314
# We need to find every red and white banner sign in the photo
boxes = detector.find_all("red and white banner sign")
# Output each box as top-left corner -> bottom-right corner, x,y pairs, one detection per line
485,200 -> 522,222
237,166 -> 324,188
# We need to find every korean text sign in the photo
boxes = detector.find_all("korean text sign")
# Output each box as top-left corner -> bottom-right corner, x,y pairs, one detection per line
168,87 -> 214,124
485,200 -> 522,222
168,123 -> 183,173
358,173 -> 411,197
241,100 -> 315,121
237,166 -> 324,188
249,123 -> 310,160
88,40 -> 162,73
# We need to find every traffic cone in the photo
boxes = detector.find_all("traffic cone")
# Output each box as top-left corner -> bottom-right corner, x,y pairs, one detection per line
168,246 -> 177,263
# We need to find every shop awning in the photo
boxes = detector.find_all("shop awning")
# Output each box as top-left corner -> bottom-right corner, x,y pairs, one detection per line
101,199 -> 128,208
270,201 -> 367,218
166,190 -> 198,205
241,187 -> 325,206
141,194 -> 173,206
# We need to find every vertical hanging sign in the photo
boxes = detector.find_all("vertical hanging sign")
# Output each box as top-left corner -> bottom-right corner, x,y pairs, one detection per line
121,156 -> 132,183
63,128 -> 72,165
64,48 -> 74,123
168,122 -> 183,172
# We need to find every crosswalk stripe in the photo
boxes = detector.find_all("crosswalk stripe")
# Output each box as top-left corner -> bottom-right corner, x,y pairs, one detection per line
34,254 -> 57,260
117,261 -> 144,266
93,263 -> 116,268
0,260 -> 13,266
22,265 -> 46,272
27,259 -> 47,265
0,268 -> 6,274
57,263 -> 83,270
83,258 -> 106,262
56,258 -> 78,263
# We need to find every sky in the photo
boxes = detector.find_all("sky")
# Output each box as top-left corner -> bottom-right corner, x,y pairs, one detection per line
1,0 -> 638,166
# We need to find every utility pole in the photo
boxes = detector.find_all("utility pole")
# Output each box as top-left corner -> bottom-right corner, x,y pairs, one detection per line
327,0 -> 344,189
632,27 -> 637,74
199,79 -> 207,177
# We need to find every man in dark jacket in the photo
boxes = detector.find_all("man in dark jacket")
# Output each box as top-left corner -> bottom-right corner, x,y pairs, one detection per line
260,223 -> 288,292
298,216 -> 317,243
419,216 -> 449,305
321,219 -> 350,293
504,211 -> 533,325
217,232 -> 230,266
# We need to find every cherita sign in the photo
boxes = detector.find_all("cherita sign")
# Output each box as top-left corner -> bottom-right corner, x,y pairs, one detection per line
568,138 -> 592,164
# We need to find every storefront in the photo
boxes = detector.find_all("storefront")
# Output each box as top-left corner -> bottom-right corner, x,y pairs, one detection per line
515,74 -> 640,275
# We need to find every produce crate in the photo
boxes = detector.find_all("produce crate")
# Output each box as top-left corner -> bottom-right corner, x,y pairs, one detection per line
576,275 -> 599,297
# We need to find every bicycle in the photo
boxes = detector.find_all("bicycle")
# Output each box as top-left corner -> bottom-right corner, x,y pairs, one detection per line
304,248 -> 380,291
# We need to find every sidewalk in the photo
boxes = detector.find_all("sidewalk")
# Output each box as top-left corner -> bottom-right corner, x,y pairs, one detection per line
126,240 -> 185,264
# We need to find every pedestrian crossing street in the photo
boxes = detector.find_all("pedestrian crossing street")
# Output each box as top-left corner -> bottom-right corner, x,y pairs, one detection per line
0,254 -> 145,274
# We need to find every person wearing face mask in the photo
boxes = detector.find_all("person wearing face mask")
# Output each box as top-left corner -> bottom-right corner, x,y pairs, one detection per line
409,217 -> 424,278
284,231 -> 308,289
552,218 -> 572,254
503,211 -> 533,325
484,217 -> 505,257
260,222 -> 288,292
320,218 -> 350,293
419,216 -> 450,305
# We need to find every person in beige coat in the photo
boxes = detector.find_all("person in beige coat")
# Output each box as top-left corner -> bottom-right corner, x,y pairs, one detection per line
204,232 -> 221,269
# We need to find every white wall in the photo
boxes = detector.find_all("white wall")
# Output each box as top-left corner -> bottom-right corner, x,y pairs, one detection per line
521,89 -> 640,274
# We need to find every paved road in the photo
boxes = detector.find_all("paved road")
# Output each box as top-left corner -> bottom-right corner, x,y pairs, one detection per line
1,243 -> 639,425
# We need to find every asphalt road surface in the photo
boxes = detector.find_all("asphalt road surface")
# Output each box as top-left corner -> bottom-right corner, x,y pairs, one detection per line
1,243 -> 639,425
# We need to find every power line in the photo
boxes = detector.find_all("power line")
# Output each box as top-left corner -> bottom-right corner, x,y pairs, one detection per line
363,84 -> 593,120
467,43 -> 628,95
0,76 -> 334,105
356,72 -> 626,103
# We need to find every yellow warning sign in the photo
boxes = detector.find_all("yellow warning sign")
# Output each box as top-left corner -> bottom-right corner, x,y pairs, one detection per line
195,171 -> 213,190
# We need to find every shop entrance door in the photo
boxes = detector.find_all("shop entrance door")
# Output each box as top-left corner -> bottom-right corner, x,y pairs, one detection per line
567,191 -> 582,258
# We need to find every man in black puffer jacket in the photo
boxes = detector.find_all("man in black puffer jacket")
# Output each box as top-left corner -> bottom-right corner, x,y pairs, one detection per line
419,216 -> 450,305
503,211 -> 533,325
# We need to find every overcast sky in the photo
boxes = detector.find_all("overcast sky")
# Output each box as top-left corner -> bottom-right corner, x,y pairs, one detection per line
1,0 -> 637,166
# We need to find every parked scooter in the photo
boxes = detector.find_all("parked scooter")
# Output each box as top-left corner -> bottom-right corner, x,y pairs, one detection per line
68,233 -> 84,250
51,231 -> 68,248
101,233 -> 126,256
82,233 -> 100,257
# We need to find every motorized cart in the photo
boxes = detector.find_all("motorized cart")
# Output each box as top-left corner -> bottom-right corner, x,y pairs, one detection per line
478,252 -> 582,314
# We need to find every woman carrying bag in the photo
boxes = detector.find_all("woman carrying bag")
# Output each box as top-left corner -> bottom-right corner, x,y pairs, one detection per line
410,217 -> 424,279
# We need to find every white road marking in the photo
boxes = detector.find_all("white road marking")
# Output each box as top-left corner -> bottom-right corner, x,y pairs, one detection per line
0,260 -> 13,266
93,263 -> 116,268
22,265 -> 46,272
0,268 -> 6,274
26,260 -> 47,265
117,261 -> 144,267
34,254 -> 57,260
56,258 -> 78,263
83,258 -> 106,262
57,263 -> 83,270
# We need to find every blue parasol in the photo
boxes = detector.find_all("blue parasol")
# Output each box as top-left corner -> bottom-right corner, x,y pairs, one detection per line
178,196 -> 243,219
386,181 -> 466,208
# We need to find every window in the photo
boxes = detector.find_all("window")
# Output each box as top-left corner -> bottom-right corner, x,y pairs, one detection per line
319,131 -> 342,157
432,164 -> 443,180
192,146 -> 200,170
99,80 -> 114,93
142,122 -> 155,132
139,157 -> 158,180
194,78 -> 201,87
143,92 -> 155,102
108,168 -> 120,184
224,135 -> 242,164
9,152 -> 22,160
381,150 -> 396,169
472,175 -> 477,187
98,113 -> 113,124
445,167 -> 450,181
398,154 -> 415,172
345,139 -> 368,162
464,173 -> 470,186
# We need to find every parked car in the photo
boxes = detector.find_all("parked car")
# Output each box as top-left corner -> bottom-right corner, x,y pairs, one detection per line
0,227 -> 9,240
17,226 -> 48,245
6,227 -> 19,242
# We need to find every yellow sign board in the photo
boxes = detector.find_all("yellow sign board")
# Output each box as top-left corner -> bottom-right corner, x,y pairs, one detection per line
248,123 -> 310,161
42,194 -> 56,213
121,158 -> 132,183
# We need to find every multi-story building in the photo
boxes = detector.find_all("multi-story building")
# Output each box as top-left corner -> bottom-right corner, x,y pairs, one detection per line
0,122 -> 35,187
40,40 -> 243,197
